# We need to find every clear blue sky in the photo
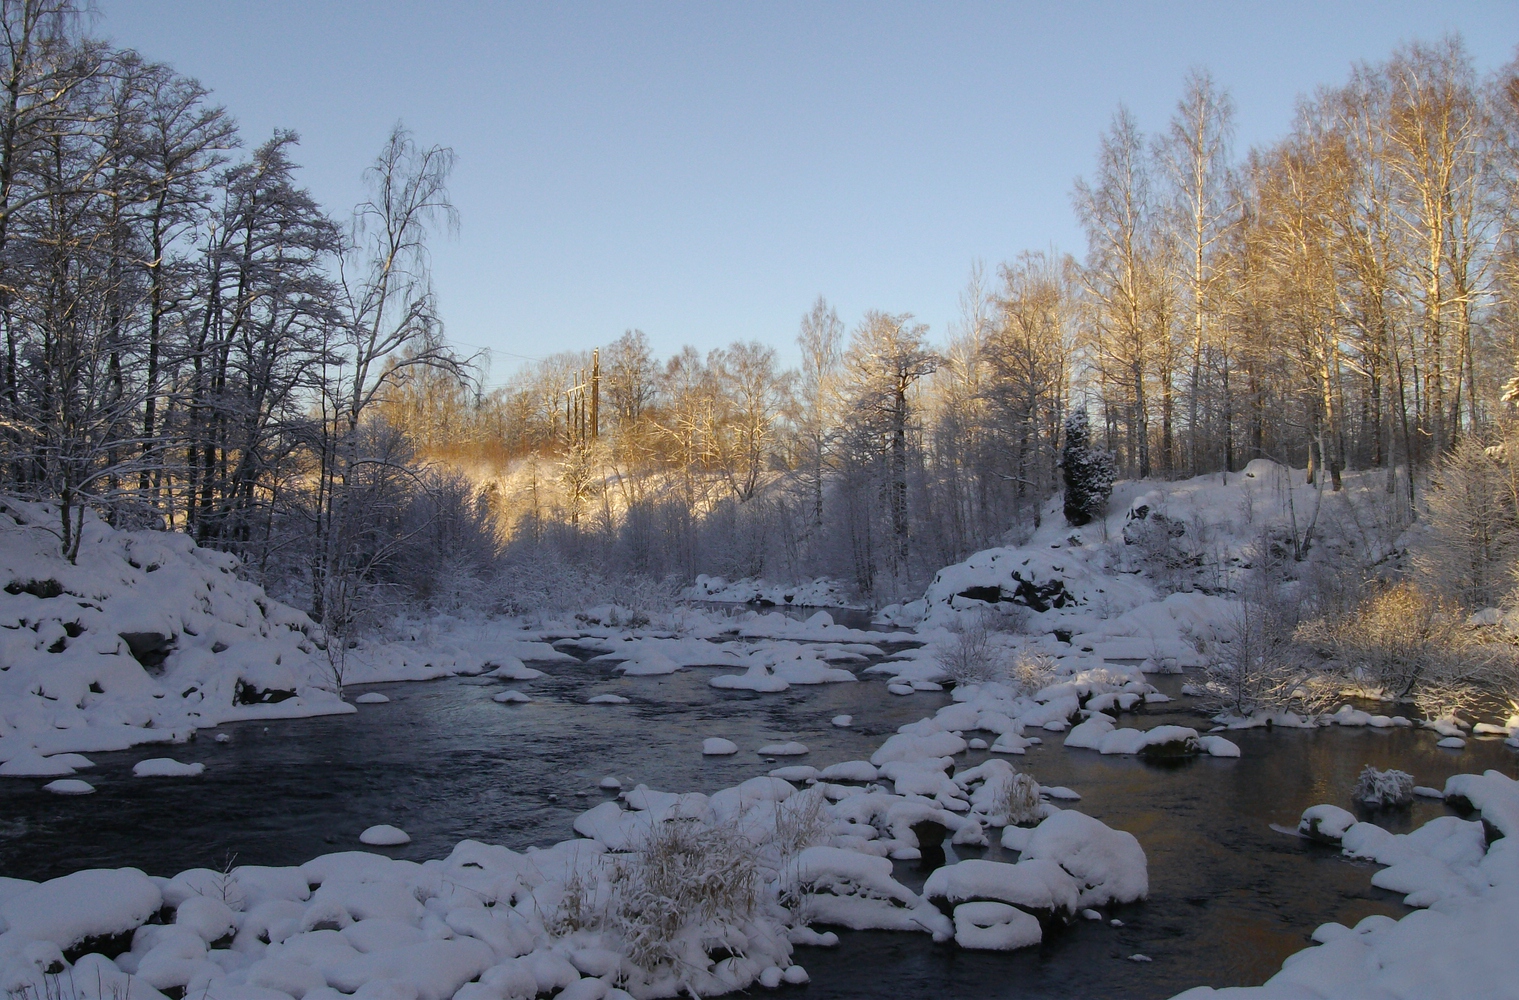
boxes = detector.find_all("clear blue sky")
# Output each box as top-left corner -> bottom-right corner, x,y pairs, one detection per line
95,1 -> 1518,383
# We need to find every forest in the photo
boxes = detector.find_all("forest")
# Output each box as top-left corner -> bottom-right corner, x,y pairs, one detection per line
2,0 -> 1517,630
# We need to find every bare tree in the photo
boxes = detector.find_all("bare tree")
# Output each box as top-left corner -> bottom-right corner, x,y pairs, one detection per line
844,310 -> 939,574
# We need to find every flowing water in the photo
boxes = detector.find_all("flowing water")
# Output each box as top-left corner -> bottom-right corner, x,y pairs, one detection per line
0,617 -> 1514,998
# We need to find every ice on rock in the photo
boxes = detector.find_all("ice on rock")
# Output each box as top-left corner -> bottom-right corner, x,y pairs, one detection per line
599,776 -> 622,789
176,895 -> 238,943
703,738 -> 739,756
967,738 -> 988,750
1438,736 -> 1467,749
758,741 -> 808,756
887,683 -> 915,695
587,694 -> 630,704
989,732 -> 1031,754
770,765 -> 819,782
710,664 -> 789,692
1063,714 -> 1115,750
354,692 -> 390,704
326,939 -> 497,1000
358,825 -> 411,847
780,846 -> 952,938
491,690 -> 531,704
43,778 -> 94,795
832,715 -> 853,727
871,730 -> 967,765
133,757 -> 205,777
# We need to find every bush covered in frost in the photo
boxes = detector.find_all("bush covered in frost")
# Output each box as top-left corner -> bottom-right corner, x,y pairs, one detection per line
554,819 -> 762,979
1353,765 -> 1415,808
942,610 -> 1005,684
1296,581 -> 1516,719
1011,650 -> 1058,697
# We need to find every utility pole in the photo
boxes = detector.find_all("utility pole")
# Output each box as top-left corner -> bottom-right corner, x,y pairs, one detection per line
591,348 -> 600,440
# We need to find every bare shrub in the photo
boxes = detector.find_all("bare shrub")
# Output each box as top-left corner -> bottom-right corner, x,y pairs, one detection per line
771,786 -> 829,859
1297,581 -> 1514,717
606,820 -> 760,974
942,610 -> 1005,684
546,863 -> 601,936
1353,765 -> 1414,808
1201,563 -> 1357,719
1202,598 -> 1336,719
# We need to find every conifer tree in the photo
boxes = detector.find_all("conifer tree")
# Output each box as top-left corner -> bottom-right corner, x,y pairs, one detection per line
1062,410 -> 1115,526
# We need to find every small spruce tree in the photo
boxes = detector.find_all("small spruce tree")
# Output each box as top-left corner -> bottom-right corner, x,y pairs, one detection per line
1062,410 -> 1115,526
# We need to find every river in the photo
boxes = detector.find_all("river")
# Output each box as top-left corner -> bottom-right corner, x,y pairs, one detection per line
0,620 -> 1512,998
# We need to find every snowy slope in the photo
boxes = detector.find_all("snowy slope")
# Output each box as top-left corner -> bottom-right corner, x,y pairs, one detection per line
880,461 -> 1389,679
0,499 -> 357,761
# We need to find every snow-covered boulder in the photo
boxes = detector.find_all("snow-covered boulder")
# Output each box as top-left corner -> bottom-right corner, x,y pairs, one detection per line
1020,810 -> 1148,907
1299,804 -> 1358,844
0,868 -> 161,956
952,901 -> 1043,951
780,846 -> 951,939
923,859 -> 1079,924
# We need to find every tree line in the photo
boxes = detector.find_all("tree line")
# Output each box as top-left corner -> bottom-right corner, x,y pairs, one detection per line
380,36 -> 1519,603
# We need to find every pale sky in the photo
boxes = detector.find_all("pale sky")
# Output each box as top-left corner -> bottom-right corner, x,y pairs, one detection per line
95,2 -> 1519,384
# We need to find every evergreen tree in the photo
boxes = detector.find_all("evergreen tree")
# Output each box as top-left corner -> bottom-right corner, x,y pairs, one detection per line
1062,410 -> 1115,526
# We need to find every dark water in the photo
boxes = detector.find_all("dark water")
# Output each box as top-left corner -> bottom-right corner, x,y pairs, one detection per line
0,644 -> 1514,999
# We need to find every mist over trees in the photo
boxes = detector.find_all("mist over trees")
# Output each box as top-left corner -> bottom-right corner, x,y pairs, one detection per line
5,0 -> 1519,619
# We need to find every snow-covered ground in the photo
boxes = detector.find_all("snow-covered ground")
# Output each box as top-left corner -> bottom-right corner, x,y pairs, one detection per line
2,466 -> 1516,1000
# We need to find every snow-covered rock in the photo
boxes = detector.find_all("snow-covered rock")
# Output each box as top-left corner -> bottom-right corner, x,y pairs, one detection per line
1020,810 -> 1148,907
42,779 -> 94,795
133,758 -> 204,777
1299,804 -> 1358,844
358,825 -> 411,846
